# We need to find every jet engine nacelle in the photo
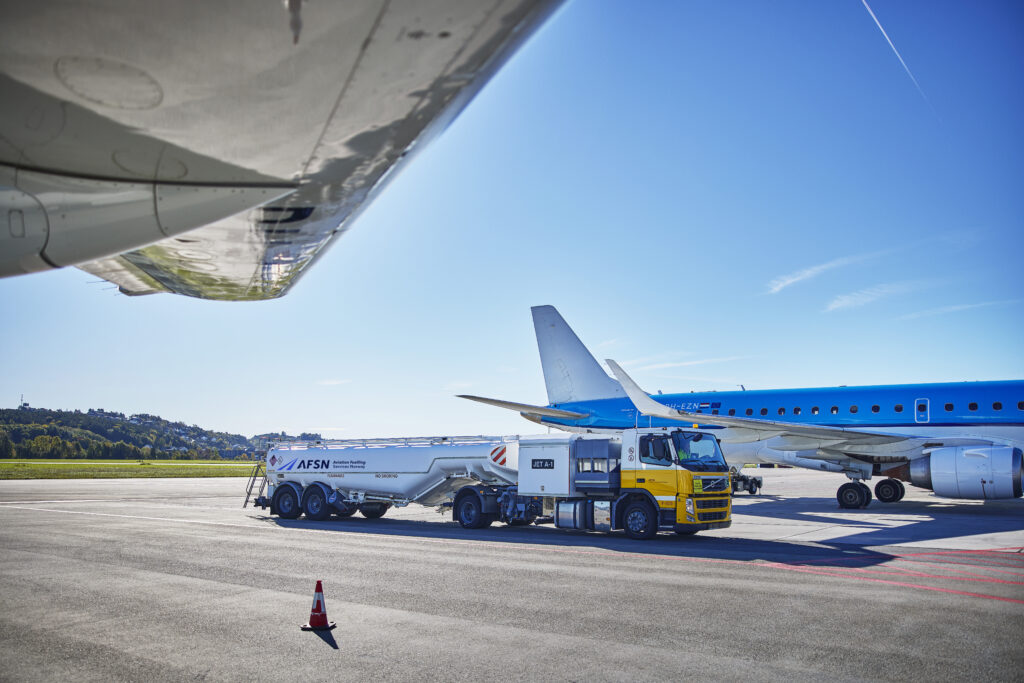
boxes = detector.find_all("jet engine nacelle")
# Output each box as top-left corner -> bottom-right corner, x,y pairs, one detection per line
909,446 -> 1023,499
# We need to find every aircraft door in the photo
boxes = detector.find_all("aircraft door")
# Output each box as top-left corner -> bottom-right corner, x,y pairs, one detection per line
915,398 -> 929,424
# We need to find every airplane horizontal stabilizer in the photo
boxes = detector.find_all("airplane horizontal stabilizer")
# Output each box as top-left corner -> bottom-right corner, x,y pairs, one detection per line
457,395 -> 588,420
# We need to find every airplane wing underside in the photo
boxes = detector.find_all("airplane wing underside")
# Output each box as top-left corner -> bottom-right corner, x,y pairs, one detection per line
0,0 -> 563,300
605,360 -> 994,465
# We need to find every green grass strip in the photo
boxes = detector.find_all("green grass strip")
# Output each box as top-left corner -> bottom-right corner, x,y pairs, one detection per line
0,462 -> 254,479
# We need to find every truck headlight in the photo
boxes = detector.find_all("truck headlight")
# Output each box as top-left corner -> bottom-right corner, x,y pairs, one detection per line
685,499 -> 694,514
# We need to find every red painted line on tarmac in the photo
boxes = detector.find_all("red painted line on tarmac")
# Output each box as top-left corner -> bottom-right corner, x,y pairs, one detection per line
893,558 -> 1024,578
810,565 -> 1024,586
760,562 -> 1024,605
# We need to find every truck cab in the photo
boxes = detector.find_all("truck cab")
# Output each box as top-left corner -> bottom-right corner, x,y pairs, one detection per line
618,429 -> 731,536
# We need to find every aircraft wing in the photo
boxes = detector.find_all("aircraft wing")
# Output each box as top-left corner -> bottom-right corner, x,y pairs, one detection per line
605,360 -> 992,459
0,0 -> 564,300
457,395 -> 589,420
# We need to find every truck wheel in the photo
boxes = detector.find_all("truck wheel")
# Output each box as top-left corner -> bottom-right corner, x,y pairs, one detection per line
272,486 -> 300,520
303,487 -> 330,521
455,495 -> 492,529
359,503 -> 389,519
623,501 -> 657,540
748,482 -> 759,495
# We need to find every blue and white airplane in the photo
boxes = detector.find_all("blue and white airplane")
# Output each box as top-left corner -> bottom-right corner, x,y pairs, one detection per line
461,306 -> 1024,508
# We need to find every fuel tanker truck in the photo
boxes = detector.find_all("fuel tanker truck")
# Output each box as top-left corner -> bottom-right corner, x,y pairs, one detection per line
250,428 -> 732,539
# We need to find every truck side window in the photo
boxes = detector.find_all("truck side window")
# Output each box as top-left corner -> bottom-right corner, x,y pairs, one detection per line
640,435 -> 672,466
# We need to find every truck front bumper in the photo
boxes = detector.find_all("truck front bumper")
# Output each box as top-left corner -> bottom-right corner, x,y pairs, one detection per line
672,521 -> 731,532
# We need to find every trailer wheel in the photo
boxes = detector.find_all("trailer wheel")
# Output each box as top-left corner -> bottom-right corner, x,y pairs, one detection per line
748,481 -> 759,495
359,503 -> 389,519
623,501 -> 657,540
272,486 -> 300,520
455,495 -> 492,529
303,487 -> 330,521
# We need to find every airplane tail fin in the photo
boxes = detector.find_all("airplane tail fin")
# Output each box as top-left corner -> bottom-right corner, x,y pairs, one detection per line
531,305 -> 626,405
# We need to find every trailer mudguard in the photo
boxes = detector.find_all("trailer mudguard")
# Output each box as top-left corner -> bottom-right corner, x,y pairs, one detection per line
300,481 -> 333,511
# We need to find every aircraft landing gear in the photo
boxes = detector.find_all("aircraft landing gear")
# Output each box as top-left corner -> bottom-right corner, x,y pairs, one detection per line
874,478 -> 906,503
837,481 -> 872,509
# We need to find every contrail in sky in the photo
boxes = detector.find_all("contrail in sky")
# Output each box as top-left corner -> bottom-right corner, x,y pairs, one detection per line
861,0 -> 931,106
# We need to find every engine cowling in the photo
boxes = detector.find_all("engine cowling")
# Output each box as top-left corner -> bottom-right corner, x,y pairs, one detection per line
909,446 -> 1023,500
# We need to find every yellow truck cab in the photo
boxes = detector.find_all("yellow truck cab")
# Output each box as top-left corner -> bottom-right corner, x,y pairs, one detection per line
617,429 -> 732,538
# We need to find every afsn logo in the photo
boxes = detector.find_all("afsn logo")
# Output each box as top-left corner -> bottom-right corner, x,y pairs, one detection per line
276,458 -> 330,471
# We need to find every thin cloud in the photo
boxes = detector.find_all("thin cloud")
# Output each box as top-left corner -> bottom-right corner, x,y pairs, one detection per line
898,299 -> 1021,321
861,0 -> 932,107
316,379 -> 351,386
595,338 -> 620,349
767,250 -> 889,294
825,281 -> 925,312
637,356 -> 750,372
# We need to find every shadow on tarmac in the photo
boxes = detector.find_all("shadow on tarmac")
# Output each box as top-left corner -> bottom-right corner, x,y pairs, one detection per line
255,493 -> 1022,571
310,629 -> 339,650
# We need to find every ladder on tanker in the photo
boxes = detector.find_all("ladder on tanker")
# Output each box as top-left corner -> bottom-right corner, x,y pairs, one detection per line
243,460 -> 267,508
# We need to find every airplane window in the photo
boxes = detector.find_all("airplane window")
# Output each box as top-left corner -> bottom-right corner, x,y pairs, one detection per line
745,408 -> 753,416
728,409 -> 736,416
778,408 -> 785,415
712,409 -> 719,415
850,405 -> 859,414
917,403 -> 927,412
968,402 -> 978,411
1019,401 -> 1024,410
993,402 -> 1002,411
760,408 -> 768,416
830,406 -> 839,414
811,406 -> 819,415
944,403 -> 953,411
894,404 -> 903,413
871,405 -> 880,413
794,407 -> 801,415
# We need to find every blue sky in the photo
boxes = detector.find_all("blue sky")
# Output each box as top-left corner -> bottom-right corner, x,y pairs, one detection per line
2,0 -> 1022,439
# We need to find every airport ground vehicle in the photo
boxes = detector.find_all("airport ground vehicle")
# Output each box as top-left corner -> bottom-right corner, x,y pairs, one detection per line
731,468 -> 763,495
250,428 -> 731,539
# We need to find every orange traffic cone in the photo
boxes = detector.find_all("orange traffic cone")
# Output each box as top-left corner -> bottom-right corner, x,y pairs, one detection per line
300,580 -> 337,631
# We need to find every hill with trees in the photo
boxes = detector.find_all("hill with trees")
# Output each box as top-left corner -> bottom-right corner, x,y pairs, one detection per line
0,405 -> 320,460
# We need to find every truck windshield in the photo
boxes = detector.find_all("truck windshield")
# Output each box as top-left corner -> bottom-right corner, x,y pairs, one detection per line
671,431 -> 727,472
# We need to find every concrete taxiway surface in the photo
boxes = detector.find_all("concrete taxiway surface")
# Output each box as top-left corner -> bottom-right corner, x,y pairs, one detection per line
0,470 -> 1021,681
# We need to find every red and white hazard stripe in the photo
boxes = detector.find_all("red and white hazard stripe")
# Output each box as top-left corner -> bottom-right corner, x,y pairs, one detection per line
490,446 -> 507,466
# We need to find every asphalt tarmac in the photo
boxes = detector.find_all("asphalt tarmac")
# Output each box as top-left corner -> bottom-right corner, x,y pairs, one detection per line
0,470 -> 1021,681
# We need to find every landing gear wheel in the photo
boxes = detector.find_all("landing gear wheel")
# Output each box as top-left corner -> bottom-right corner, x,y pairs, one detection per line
874,478 -> 903,504
623,501 -> 658,540
455,495 -> 492,529
894,479 -> 906,501
272,486 -> 300,519
358,503 -> 389,519
837,482 -> 868,509
857,482 -> 872,507
303,487 -> 330,521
